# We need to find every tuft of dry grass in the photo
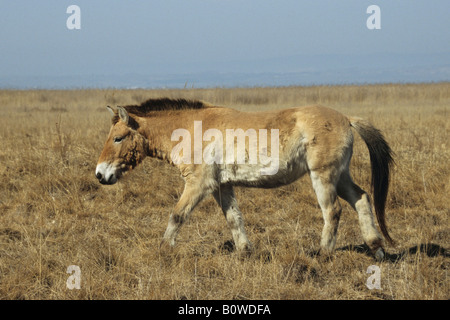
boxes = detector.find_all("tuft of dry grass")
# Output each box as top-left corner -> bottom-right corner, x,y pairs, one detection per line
0,83 -> 448,300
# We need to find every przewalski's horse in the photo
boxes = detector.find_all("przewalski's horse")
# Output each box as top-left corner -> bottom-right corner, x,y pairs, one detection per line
95,98 -> 394,260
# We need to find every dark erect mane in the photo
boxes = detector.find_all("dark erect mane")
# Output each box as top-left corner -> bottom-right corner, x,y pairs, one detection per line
122,98 -> 208,116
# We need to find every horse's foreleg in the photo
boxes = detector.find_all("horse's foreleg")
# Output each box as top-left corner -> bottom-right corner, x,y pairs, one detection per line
213,184 -> 252,254
162,182 -> 208,247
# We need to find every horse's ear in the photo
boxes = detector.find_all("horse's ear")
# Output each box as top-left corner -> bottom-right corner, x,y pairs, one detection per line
116,106 -> 129,125
106,105 -> 116,117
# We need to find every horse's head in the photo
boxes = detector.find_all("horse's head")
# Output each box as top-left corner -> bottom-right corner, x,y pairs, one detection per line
95,106 -> 147,185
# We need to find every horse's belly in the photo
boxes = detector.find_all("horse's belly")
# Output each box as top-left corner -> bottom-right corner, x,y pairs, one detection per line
218,157 -> 308,188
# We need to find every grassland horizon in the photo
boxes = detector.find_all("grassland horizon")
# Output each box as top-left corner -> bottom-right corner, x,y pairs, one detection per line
0,83 -> 448,300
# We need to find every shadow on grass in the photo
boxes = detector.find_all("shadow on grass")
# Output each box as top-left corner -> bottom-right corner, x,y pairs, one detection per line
336,242 -> 449,262
220,239 -> 448,263
219,240 -> 235,253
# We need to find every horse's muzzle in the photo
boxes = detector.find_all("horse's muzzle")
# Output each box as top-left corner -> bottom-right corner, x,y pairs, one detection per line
96,172 -> 117,185
95,162 -> 119,185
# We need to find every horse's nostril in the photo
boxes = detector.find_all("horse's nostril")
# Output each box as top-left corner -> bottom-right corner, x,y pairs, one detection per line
96,172 -> 103,181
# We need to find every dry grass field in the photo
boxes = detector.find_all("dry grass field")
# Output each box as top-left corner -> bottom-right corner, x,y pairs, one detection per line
0,83 -> 448,300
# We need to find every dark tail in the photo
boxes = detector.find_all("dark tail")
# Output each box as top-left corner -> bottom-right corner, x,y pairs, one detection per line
350,117 -> 395,245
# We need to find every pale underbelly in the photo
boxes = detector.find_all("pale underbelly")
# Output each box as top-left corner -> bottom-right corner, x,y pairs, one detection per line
218,158 -> 309,189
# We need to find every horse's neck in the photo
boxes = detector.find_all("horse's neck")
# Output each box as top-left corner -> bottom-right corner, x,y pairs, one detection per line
142,131 -> 170,163
138,115 -> 182,163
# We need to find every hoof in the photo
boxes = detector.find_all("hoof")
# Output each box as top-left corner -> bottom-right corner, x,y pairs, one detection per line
374,247 -> 385,262
159,239 -> 175,255
237,242 -> 253,259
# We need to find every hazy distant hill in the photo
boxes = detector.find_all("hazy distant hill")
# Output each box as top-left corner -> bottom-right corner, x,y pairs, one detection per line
1,53 -> 449,89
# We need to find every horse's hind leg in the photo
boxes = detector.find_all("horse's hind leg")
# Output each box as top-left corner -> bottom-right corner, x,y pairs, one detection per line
213,184 -> 252,254
310,169 -> 342,254
337,171 -> 384,260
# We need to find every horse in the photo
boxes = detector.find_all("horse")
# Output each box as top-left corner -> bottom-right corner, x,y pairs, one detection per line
95,98 -> 394,261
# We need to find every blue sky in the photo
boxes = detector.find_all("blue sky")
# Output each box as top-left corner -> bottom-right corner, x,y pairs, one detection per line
0,1 -> 449,88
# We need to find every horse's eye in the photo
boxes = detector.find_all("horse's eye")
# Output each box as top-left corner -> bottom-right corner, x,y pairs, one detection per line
114,136 -> 124,143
